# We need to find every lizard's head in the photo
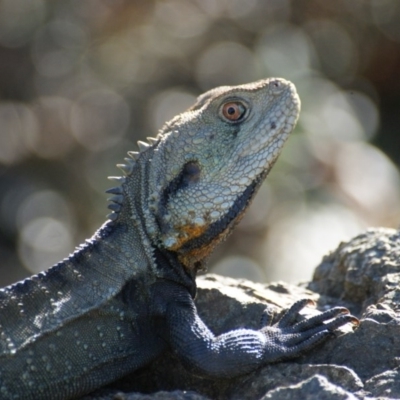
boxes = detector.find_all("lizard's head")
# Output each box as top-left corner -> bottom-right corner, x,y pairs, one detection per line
108,78 -> 300,271
149,78 -> 300,270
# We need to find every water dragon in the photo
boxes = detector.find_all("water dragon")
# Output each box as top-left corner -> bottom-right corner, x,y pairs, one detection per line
0,78 -> 358,399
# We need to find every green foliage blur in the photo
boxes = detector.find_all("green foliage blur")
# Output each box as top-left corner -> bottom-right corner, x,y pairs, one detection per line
1,0 -> 400,286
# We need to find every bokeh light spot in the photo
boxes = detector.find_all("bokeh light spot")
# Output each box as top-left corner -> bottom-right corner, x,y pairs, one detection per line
70,89 -> 130,151
0,103 -> 38,165
196,42 -> 258,89
149,89 -> 196,132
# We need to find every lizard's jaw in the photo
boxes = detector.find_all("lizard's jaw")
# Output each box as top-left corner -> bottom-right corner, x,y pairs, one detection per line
164,172 -> 265,270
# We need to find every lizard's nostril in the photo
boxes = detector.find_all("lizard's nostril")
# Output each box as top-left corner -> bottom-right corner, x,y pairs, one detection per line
268,79 -> 289,95
271,79 -> 281,88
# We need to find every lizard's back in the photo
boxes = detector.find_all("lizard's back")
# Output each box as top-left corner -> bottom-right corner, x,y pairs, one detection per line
0,224 -> 164,399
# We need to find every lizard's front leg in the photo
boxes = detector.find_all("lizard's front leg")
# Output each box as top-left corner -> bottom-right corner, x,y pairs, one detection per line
156,282 -> 358,378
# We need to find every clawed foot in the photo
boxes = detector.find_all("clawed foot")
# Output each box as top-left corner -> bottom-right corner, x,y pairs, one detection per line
260,299 -> 359,363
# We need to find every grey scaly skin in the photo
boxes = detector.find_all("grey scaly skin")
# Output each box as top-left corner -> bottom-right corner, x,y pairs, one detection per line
0,78 -> 358,400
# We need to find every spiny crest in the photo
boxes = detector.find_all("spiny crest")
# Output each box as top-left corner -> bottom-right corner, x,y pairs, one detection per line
105,135 -> 160,222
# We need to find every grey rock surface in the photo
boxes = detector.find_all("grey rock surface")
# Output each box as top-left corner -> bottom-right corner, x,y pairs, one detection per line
261,375 -> 357,400
364,369 -> 400,398
82,390 -> 211,400
309,227 -> 400,315
85,228 -> 400,400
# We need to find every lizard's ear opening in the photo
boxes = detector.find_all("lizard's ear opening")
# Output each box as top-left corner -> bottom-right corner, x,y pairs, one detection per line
161,161 -> 201,206
180,162 -> 201,185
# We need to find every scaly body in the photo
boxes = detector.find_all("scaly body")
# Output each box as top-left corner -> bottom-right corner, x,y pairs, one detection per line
0,78 -> 357,399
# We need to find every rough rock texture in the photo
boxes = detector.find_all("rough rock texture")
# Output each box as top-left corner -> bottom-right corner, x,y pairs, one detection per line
84,228 -> 400,400
261,375 -> 357,400
82,391 -> 211,400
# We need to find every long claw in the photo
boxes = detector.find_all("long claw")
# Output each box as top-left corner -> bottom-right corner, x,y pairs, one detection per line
324,315 -> 360,331
291,307 -> 350,332
278,299 -> 315,328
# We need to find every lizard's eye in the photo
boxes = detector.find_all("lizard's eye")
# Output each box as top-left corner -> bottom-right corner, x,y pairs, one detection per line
220,101 -> 247,122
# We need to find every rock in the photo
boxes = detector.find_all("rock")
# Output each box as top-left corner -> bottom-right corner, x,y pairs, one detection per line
261,375 -> 357,400
84,228 -> 400,400
229,363 -> 362,400
309,227 -> 400,315
364,369 -> 400,398
81,390 -> 211,400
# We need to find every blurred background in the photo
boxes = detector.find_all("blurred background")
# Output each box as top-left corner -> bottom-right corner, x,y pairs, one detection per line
1,0 -> 400,287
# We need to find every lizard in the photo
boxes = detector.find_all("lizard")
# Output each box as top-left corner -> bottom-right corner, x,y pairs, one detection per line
0,78 -> 358,400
